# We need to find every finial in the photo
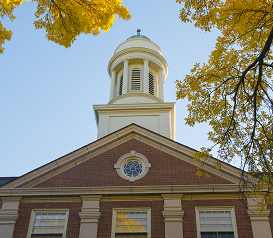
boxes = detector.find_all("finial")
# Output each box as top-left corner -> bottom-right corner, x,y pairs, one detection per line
137,29 -> 141,35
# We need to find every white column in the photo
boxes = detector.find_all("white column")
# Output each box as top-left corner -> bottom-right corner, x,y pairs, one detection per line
143,59 -> 149,94
159,69 -> 164,101
162,194 -> 184,238
109,70 -> 117,101
247,196 -> 272,238
123,60 -> 129,94
79,195 -> 102,238
0,197 -> 21,238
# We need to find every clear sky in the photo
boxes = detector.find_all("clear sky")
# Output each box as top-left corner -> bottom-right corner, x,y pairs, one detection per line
0,0 -> 231,177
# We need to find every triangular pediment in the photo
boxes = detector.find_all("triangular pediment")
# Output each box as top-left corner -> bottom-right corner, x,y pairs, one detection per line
1,124 -> 253,189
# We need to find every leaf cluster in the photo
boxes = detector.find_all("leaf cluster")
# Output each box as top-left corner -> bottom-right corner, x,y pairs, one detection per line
0,0 -> 130,53
176,0 -> 273,199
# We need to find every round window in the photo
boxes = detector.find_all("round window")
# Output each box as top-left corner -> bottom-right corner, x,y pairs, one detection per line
123,159 -> 143,177
114,151 -> 151,182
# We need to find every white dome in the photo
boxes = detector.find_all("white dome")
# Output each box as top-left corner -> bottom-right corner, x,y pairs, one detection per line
114,38 -> 163,56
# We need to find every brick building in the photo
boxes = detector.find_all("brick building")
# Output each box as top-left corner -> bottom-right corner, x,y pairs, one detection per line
0,30 -> 272,238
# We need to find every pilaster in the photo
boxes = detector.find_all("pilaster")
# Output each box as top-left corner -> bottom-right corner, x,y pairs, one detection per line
79,195 -> 102,238
247,196 -> 272,238
162,194 -> 184,238
143,59 -> 149,94
109,70 -> 117,101
159,69 -> 164,101
123,60 -> 129,94
0,196 -> 21,238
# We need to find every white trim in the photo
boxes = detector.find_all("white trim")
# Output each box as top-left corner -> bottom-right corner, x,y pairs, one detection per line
114,151 -> 151,182
26,209 -> 69,238
111,207 -> 151,238
195,206 -> 238,238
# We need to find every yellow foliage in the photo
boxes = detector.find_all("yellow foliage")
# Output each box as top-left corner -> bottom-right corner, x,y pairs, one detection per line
176,0 -> 273,202
0,0 -> 130,53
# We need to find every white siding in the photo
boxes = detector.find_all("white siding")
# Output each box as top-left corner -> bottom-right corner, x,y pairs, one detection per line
109,115 -> 160,134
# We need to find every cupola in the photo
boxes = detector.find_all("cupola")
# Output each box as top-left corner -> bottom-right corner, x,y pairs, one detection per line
107,29 -> 168,104
93,30 -> 176,140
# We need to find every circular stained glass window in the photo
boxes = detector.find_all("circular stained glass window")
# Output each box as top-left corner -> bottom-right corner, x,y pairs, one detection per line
123,160 -> 143,177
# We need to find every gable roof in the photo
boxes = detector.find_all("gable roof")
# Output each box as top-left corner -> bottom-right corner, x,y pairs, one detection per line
0,124 -> 255,189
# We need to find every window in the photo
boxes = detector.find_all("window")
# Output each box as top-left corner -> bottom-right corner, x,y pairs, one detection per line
131,68 -> 141,90
119,74 -> 123,95
27,210 -> 69,238
148,72 -> 154,95
114,151 -> 151,182
195,207 -> 238,238
112,208 -> 151,238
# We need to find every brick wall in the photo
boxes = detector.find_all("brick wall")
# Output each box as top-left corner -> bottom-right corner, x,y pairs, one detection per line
35,139 -> 233,188
182,199 -> 253,238
98,200 -> 164,238
13,202 -> 82,238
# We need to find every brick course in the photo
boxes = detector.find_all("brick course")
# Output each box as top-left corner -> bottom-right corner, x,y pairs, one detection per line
34,139 -> 233,188
98,200 -> 164,238
13,202 -> 82,238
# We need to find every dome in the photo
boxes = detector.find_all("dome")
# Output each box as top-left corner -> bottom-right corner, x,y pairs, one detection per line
126,29 -> 151,41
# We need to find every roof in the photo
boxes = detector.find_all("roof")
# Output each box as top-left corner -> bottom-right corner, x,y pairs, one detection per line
0,124 -> 253,190
0,177 -> 18,186
126,29 -> 151,41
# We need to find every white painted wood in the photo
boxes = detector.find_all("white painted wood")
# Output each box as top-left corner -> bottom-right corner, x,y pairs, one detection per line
114,38 -> 163,55
143,59 -> 149,94
109,115 -> 160,134
159,69 -> 164,101
109,70 -> 116,101
113,96 -> 159,104
123,60 -> 129,94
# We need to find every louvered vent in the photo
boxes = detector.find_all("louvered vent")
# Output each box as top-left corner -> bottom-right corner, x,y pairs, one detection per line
119,75 -> 123,95
131,68 -> 141,90
148,72 -> 154,95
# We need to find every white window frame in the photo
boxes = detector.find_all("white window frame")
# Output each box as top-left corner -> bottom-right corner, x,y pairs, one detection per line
111,208 -> 151,238
26,209 -> 69,238
114,151 -> 151,182
195,206 -> 238,238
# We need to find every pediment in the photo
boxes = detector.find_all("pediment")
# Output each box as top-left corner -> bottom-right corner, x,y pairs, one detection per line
1,124 -> 250,189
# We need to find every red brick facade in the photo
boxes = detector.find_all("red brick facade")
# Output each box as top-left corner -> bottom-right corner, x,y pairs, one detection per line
34,139 -> 233,188
3,134 -> 272,238
182,199 -> 253,238
13,202 -> 82,238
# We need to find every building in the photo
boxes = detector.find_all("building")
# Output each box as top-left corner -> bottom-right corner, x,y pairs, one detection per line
0,30 -> 272,238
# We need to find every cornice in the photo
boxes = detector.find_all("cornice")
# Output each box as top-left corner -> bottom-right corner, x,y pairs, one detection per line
93,102 -> 176,111
108,93 -> 164,104
0,184 -> 250,197
107,47 -> 168,77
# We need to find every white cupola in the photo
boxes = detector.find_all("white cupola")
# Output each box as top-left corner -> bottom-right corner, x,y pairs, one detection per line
93,30 -> 176,140
107,29 -> 168,104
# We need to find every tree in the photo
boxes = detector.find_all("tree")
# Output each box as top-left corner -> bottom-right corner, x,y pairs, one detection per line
175,0 -> 273,203
0,0 -> 130,53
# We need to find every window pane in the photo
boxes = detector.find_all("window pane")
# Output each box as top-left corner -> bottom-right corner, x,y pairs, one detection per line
32,212 -> 66,235
115,211 -> 148,236
199,210 -> 235,234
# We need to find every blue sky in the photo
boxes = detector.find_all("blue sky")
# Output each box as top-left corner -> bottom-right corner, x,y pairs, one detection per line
0,0 -> 229,177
